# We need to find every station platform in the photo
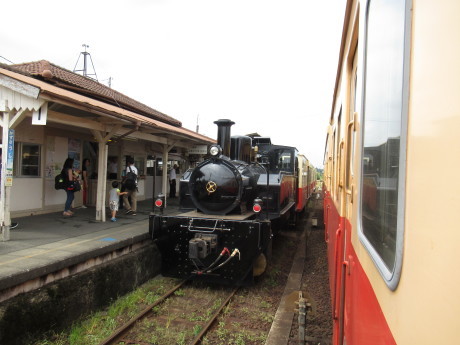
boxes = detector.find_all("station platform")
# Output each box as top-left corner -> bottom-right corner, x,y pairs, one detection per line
0,197 -> 181,299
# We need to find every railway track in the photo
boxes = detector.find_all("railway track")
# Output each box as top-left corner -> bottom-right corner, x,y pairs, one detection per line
98,279 -> 238,345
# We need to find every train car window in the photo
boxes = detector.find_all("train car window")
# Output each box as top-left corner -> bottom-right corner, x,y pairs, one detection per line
337,110 -> 342,201
346,58 -> 358,190
331,131 -> 336,197
359,0 -> 410,290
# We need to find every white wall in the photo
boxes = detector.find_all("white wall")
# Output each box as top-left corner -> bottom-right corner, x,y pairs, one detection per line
10,178 -> 43,211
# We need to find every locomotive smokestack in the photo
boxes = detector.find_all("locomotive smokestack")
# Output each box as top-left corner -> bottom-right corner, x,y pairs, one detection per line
214,119 -> 235,157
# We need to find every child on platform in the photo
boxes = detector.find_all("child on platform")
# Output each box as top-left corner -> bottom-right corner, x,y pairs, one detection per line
109,181 -> 128,222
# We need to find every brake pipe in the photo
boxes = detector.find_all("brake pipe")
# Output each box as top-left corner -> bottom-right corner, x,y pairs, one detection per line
193,247 -> 230,275
231,248 -> 241,260
205,247 -> 231,271
206,248 -> 241,273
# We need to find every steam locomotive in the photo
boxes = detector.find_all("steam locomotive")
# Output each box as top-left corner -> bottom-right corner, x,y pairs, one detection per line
149,119 -> 315,284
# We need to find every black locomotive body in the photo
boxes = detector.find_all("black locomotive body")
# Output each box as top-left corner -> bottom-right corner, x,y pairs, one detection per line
149,119 -> 299,285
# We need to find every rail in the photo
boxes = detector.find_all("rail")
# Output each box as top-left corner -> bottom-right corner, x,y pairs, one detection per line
98,280 -> 238,345
98,280 -> 187,345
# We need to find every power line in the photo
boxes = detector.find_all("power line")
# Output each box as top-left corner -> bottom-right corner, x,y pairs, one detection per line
0,56 -> 14,64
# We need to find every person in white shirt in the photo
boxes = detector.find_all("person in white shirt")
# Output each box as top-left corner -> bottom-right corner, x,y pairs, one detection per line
169,164 -> 178,198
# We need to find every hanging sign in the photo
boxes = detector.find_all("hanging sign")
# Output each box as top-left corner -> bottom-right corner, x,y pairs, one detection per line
32,102 -> 48,125
188,145 -> 208,155
5,129 -> 14,186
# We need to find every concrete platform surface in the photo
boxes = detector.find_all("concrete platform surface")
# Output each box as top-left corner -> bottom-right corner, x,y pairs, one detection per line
0,198 -> 181,292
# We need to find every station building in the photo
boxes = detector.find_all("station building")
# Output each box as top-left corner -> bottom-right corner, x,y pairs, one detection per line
0,60 -> 214,236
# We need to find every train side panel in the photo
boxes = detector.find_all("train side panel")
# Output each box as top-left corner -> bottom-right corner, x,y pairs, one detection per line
296,154 -> 309,212
326,0 -> 460,344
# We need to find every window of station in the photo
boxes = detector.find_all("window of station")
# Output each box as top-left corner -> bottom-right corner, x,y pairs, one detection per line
133,157 -> 144,176
16,143 -> 41,177
360,0 -> 409,289
146,155 -> 155,176
154,159 -> 182,176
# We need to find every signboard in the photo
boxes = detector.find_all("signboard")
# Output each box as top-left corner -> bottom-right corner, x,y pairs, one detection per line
188,145 -> 208,155
5,129 -> 14,186
32,102 -> 48,125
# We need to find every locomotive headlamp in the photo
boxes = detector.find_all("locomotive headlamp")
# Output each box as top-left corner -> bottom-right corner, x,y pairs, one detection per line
155,193 -> 165,214
209,145 -> 221,156
253,198 -> 263,213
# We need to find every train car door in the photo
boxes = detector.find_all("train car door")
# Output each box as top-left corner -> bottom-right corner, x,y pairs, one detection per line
337,39 -> 359,345
331,108 -> 345,342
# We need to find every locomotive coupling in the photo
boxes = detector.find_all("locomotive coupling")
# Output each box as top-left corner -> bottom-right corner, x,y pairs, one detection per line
188,233 -> 218,259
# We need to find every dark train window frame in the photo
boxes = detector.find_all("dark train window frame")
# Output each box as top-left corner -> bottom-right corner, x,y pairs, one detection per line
358,0 -> 411,291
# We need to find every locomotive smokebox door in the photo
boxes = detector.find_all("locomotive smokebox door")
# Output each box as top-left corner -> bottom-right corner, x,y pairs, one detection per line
188,233 -> 217,259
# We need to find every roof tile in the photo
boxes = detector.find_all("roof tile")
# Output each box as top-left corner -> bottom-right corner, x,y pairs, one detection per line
10,60 -> 182,127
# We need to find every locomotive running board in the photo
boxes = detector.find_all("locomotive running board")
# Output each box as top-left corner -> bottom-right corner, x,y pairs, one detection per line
280,201 -> 296,215
179,210 -> 255,221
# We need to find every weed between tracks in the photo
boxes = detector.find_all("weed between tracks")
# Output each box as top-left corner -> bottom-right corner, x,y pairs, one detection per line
33,228 -> 299,345
128,284 -> 230,345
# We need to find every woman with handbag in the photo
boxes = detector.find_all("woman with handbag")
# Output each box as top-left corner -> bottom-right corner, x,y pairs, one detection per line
62,158 -> 78,217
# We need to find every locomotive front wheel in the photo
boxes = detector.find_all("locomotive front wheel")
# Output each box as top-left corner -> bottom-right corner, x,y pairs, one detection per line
253,253 -> 268,277
253,240 -> 273,277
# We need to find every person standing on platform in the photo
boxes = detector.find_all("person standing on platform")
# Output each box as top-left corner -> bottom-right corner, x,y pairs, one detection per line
122,157 -> 138,215
62,158 -> 77,217
109,181 -> 127,222
81,158 -> 90,208
169,164 -> 178,198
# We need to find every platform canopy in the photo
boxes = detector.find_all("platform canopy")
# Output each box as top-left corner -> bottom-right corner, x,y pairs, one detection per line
0,61 -> 215,229
0,61 -> 214,149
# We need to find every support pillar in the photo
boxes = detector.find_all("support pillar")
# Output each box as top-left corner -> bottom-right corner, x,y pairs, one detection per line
1,111 -> 11,241
91,129 -> 110,222
96,140 -> 108,221
161,145 -> 169,205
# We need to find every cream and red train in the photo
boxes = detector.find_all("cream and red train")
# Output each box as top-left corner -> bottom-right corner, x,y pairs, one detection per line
323,0 -> 460,344
297,154 -> 316,212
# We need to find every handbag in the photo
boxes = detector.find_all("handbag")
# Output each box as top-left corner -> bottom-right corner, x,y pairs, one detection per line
67,180 -> 81,192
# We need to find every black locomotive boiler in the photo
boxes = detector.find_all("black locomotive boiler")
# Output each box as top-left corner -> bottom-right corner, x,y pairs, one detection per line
149,119 -> 301,285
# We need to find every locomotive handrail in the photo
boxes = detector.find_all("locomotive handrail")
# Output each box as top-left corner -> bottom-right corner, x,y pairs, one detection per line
181,218 -> 231,232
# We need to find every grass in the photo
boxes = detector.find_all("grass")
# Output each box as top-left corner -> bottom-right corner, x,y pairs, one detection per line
33,242 -> 291,345
32,277 -> 179,345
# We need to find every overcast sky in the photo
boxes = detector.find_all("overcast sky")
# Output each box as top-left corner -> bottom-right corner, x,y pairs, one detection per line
1,0 -> 345,168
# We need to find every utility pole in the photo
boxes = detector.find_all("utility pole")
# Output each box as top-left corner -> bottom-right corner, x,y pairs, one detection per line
73,44 -> 99,81
196,114 -> 199,133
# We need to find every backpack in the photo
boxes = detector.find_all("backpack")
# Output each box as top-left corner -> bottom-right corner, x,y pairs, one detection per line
124,166 -> 137,191
55,173 -> 66,190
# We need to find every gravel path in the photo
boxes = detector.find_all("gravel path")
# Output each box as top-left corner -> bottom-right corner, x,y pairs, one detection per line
289,192 -> 332,345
